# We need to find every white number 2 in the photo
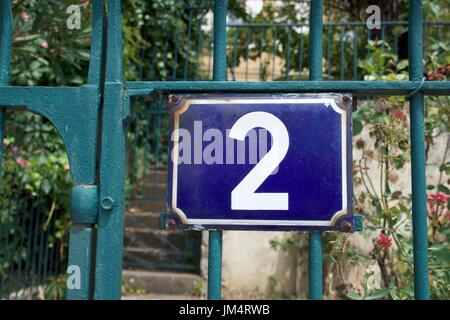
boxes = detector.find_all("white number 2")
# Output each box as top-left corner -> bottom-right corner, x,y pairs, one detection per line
229,112 -> 289,210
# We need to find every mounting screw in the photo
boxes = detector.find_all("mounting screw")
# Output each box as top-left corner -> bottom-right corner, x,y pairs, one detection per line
343,95 -> 352,105
340,220 -> 353,232
168,95 -> 181,105
100,197 -> 115,210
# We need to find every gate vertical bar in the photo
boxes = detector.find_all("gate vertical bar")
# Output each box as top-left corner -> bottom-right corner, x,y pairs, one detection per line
408,0 -> 429,300
0,0 -> 13,172
308,0 -> 323,300
0,1 -> 12,298
66,0 -> 105,300
207,0 -> 227,301
95,0 -> 126,299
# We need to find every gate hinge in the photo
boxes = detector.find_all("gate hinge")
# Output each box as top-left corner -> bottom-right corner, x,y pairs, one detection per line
71,184 -> 99,224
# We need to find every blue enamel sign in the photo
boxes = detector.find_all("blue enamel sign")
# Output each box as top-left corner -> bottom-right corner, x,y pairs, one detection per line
165,94 -> 353,232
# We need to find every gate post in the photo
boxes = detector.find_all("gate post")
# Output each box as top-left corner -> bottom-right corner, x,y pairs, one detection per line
408,0 -> 429,300
207,0 -> 228,301
65,0 -> 106,300
0,0 -> 13,172
308,0 -> 324,300
94,0 -> 127,300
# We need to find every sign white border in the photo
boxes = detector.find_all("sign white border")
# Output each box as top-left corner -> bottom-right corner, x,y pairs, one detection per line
170,98 -> 348,227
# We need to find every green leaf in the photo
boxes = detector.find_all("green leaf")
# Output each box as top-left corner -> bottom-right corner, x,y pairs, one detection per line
346,291 -> 363,300
389,286 -> 400,300
432,245 -> 450,263
437,184 -> 450,194
397,60 -> 408,70
365,288 -> 390,300
439,163 -> 450,174
352,119 -> 363,136
41,180 -> 51,195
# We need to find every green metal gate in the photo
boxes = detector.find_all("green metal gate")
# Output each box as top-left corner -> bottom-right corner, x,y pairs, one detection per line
1,0 -> 449,300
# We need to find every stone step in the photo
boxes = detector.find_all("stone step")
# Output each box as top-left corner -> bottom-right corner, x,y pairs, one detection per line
124,228 -> 188,249
123,247 -> 173,266
122,270 -> 203,296
126,198 -> 167,212
141,169 -> 167,184
125,211 -> 161,229
122,293 -> 201,300
131,182 -> 167,197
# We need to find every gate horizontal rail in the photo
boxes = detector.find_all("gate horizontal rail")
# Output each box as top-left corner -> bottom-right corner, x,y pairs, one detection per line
228,21 -> 450,27
124,80 -> 450,95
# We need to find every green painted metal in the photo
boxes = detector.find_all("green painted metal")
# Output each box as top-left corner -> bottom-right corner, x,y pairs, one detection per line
213,0 -> 228,82
207,0 -> 228,301
408,0 -> 430,300
125,80 -> 450,95
0,87 -> 99,183
0,3 -> 8,268
308,232 -> 323,300
66,227 -> 95,300
308,0 -> 324,301
309,0 -> 323,81
228,20 -> 450,28
0,0 -> 445,300
0,0 -> 12,173
208,231 -> 223,300
0,0 -> 104,300
94,0 -> 127,300
354,215 -> 364,232
0,1 -> 12,83
71,185 -> 99,224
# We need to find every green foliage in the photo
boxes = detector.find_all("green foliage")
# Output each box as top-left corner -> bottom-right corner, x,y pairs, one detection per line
44,275 -> 67,300
191,278 -> 205,297
121,280 -> 148,296
10,0 -> 91,86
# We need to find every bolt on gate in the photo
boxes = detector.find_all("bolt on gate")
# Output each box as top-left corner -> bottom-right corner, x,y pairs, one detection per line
1,0 -> 449,300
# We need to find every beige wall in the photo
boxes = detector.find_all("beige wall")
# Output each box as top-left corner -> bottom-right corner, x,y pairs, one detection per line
222,231 -> 297,298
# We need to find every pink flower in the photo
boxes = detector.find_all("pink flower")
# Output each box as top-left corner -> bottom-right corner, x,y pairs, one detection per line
377,232 -> 392,249
434,192 -> 450,205
11,146 -> 18,154
40,41 -> 48,49
15,157 -> 30,168
81,0 -> 89,4
427,192 -> 450,220
20,11 -> 29,22
3,138 -> 9,148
